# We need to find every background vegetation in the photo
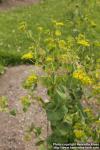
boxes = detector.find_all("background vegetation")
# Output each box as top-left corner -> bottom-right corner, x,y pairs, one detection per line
0,0 -> 100,67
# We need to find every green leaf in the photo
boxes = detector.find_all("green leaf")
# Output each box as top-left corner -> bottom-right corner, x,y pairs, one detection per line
34,127 -> 42,137
10,109 -> 17,116
63,114 -> 73,124
38,144 -> 47,150
36,139 -> 44,146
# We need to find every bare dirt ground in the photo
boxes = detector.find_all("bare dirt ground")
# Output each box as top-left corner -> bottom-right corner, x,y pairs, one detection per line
0,0 -> 40,10
0,65 -> 49,150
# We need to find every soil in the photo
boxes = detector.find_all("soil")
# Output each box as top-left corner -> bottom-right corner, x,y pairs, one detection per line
0,0 -> 40,10
0,65 -> 50,150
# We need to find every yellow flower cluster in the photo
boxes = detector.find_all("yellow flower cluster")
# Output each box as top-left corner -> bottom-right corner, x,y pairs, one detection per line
77,34 -> 90,47
84,108 -> 91,113
55,30 -> 61,36
0,96 -> 8,112
93,83 -> 100,93
27,74 -> 37,83
46,56 -> 54,63
95,63 -> 100,79
58,40 -> 66,49
73,68 -> 93,85
37,26 -> 43,32
52,20 -> 64,27
19,21 -> 27,32
77,39 -> 90,47
59,54 -> 68,64
24,74 -> 38,88
21,96 -> 31,106
74,129 -> 85,139
21,52 -> 33,60
95,118 -> 100,124
45,38 -> 56,50
55,22 -> 64,27
21,96 -> 31,112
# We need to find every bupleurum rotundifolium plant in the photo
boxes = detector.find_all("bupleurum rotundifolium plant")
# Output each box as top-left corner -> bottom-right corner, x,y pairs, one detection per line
20,1 -> 100,149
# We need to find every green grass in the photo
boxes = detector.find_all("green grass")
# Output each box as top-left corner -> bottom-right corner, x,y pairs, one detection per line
0,64 -> 5,74
0,0 -> 100,66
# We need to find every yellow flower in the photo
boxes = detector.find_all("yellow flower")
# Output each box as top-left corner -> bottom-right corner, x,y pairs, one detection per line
95,69 -> 100,79
23,74 -> 38,88
82,76 -> 93,85
84,108 -> 91,112
21,96 -> 31,112
77,39 -> 90,47
21,52 -> 33,60
59,54 -> 67,63
55,22 -> 64,27
58,40 -> 66,49
45,38 -> 57,50
21,96 -> 31,106
37,26 -> 43,32
55,30 -> 61,36
27,74 -> 37,83
93,83 -> 100,93
0,96 -> 8,112
73,68 -> 93,85
19,21 -> 27,32
74,129 -> 85,139
52,20 -> 64,27
46,56 -> 54,63
95,120 -> 100,124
